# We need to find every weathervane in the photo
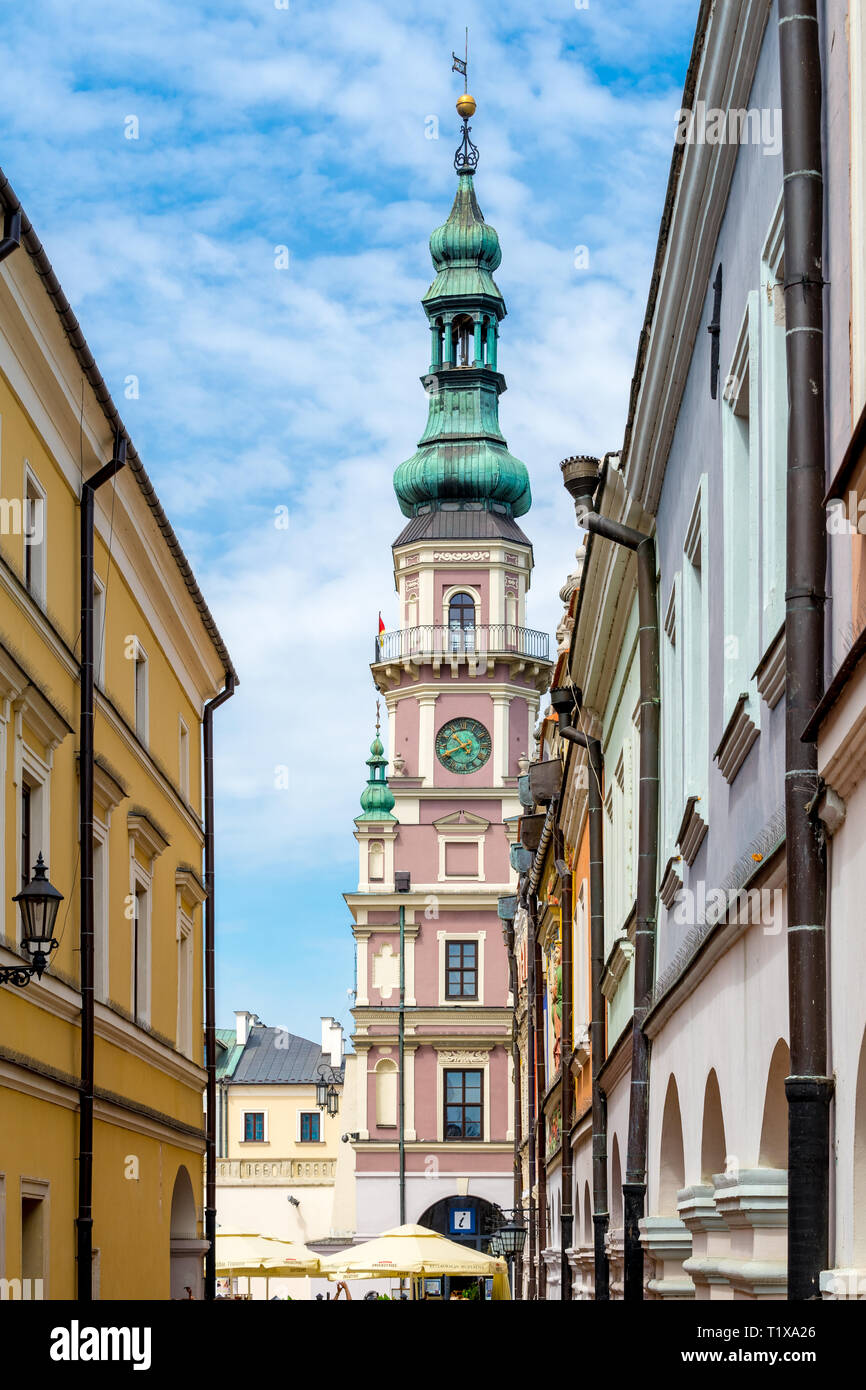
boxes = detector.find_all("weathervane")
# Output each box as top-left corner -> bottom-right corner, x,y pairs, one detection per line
376,699 -> 381,737
452,28 -> 479,172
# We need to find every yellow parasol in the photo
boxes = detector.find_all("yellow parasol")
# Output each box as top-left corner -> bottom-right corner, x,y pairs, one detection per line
215,1233 -> 320,1278
319,1223 -> 509,1283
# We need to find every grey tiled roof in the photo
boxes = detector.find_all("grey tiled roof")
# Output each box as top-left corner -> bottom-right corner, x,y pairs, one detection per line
393,508 -> 531,547
229,1027 -> 343,1086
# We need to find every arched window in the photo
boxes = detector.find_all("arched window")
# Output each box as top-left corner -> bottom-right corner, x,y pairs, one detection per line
368,840 -> 384,881
448,592 -> 476,629
453,314 -> 474,366
448,592 -> 476,654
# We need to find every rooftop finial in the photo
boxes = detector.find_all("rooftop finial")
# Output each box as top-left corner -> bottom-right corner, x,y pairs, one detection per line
375,698 -> 381,737
452,30 -> 478,172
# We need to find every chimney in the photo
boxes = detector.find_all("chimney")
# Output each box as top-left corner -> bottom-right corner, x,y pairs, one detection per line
235,1010 -> 255,1047
321,1016 -> 344,1068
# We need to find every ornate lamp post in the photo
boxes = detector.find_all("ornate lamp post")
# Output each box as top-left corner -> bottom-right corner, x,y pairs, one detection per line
2,854 -> 63,987
316,1064 -> 341,1118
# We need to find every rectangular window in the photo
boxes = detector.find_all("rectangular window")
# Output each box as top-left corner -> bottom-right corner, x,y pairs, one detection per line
760,208 -> 787,644
93,576 -> 106,687
134,643 -> 148,744
722,297 -> 760,722
21,782 -> 31,889
133,885 -> 148,1023
299,1112 -> 321,1143
444,1068 -> 483,1141
244,1112 -> 265,1144
662,578 -> 683,855
178,718 -> 189,800
445,940 -> 478,999
176,913 -> 193,1057
93,830 -> 108,1002
24,468 -> 46,603
21,1194 -> 45,1284
682,479 -> 709,800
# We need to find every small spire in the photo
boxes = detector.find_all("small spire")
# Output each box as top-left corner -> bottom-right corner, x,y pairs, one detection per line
357,711 -> 397,822
452,33 -> 479,172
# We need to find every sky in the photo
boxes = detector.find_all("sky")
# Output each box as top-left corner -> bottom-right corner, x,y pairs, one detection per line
0,0 -> 698,1045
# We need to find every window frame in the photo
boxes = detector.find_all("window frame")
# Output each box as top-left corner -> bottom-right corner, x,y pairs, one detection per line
298,1111 -> 322,1144
443,1068 -> 484,1142
23,464 -> 46,605
242,1110 -> 267,1144
444,939 -> 478,1000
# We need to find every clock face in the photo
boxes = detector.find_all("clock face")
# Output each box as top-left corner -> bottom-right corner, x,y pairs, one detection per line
435,718 -> 492,774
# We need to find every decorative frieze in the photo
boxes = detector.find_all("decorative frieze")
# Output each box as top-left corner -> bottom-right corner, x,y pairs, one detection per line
432,550 -> 491,561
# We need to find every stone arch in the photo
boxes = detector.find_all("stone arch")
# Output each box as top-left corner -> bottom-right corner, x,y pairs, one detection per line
701,1068 -> 727,1182
169,1165 -> 202,1299
375,1057 -> 398,1128
853,1029 -> 866,1263
758,1038 -> 790,1169
610,1135 -> 623,1229
658,1074 -> 686,1213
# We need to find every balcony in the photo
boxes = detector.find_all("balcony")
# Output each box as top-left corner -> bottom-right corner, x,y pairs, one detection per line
372,624 -> 551,691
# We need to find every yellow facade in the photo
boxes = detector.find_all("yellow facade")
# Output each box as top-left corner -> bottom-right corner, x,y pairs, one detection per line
0,202 -> 233,1298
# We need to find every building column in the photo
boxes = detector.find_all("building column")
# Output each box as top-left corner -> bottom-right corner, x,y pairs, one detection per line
404,1044 -> 417,1141
417,695 -> 438,784
679,1183 -> 733,1300
492,694 -> 511,787
640,1216 -> 694,1299
355,929 -> 371,1006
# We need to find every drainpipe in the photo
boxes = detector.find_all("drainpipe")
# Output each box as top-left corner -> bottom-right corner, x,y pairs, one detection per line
204,672 -> 236,1301
778,0 -> 832,1300
398,901 -> 406,1226
556,825 -> 574,1301
560,457 -> 660,1302
0,208 -> 22,262
78,435 -> 127,1302
554,694 -> 610,1301
533,924 -> 548,1299
526,885 -> 537,1300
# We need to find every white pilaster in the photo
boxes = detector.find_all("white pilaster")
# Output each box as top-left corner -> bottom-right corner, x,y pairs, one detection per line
417,694 -> 438,783
492,694 -> 511,786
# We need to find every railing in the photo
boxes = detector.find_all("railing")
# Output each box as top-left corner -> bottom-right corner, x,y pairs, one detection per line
375,624 -> 550,663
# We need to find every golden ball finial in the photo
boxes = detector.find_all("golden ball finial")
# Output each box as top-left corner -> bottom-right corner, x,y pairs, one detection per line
456,92 -> 476,119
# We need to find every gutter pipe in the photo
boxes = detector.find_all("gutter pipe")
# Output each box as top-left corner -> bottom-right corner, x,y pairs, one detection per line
78,436 -> 127,1301
204,672 -> 236,1301
777,0 -> 833,1300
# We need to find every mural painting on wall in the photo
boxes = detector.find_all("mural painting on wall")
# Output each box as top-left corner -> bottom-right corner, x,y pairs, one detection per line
546,1104 -> 562,1159
549,936 -> 562,1072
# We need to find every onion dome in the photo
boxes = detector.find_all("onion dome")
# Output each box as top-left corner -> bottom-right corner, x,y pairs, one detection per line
357,729 -> 397,822
425,173 -> 503,303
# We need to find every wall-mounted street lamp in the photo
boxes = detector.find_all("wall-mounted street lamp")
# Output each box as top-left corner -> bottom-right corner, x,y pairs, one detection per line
2,855 -> 63,987
316,1064 -> 342,1117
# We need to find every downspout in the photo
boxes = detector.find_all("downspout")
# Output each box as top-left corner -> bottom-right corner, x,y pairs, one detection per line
778,0 -> 832,1300
78,436 -> 127,1302
526,884 -> 537,1301
561,457 -> 660,1303
398,901 -> 406,1226
556,825 -> 574,1300
204,672 -> 236,1302
556,707 -> 610,1300
533,921 -> 548,1299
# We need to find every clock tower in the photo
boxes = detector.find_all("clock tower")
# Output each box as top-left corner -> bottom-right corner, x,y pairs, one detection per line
346,90 -> 551,1248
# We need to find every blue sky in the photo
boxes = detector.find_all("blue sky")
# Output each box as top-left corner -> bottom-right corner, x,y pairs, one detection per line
0,0 -> 697,1045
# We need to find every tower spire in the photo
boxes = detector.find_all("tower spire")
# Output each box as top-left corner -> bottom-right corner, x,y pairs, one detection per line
357,713 -> 397,822
452,34 -> 479,172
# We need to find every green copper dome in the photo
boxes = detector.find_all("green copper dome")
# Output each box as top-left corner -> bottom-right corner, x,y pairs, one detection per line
393,170 -> 531,520
357,730 -> 397,822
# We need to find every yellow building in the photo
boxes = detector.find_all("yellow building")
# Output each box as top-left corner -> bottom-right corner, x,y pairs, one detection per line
216,1014 -> 346,1296
0,174 -> 236,1299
